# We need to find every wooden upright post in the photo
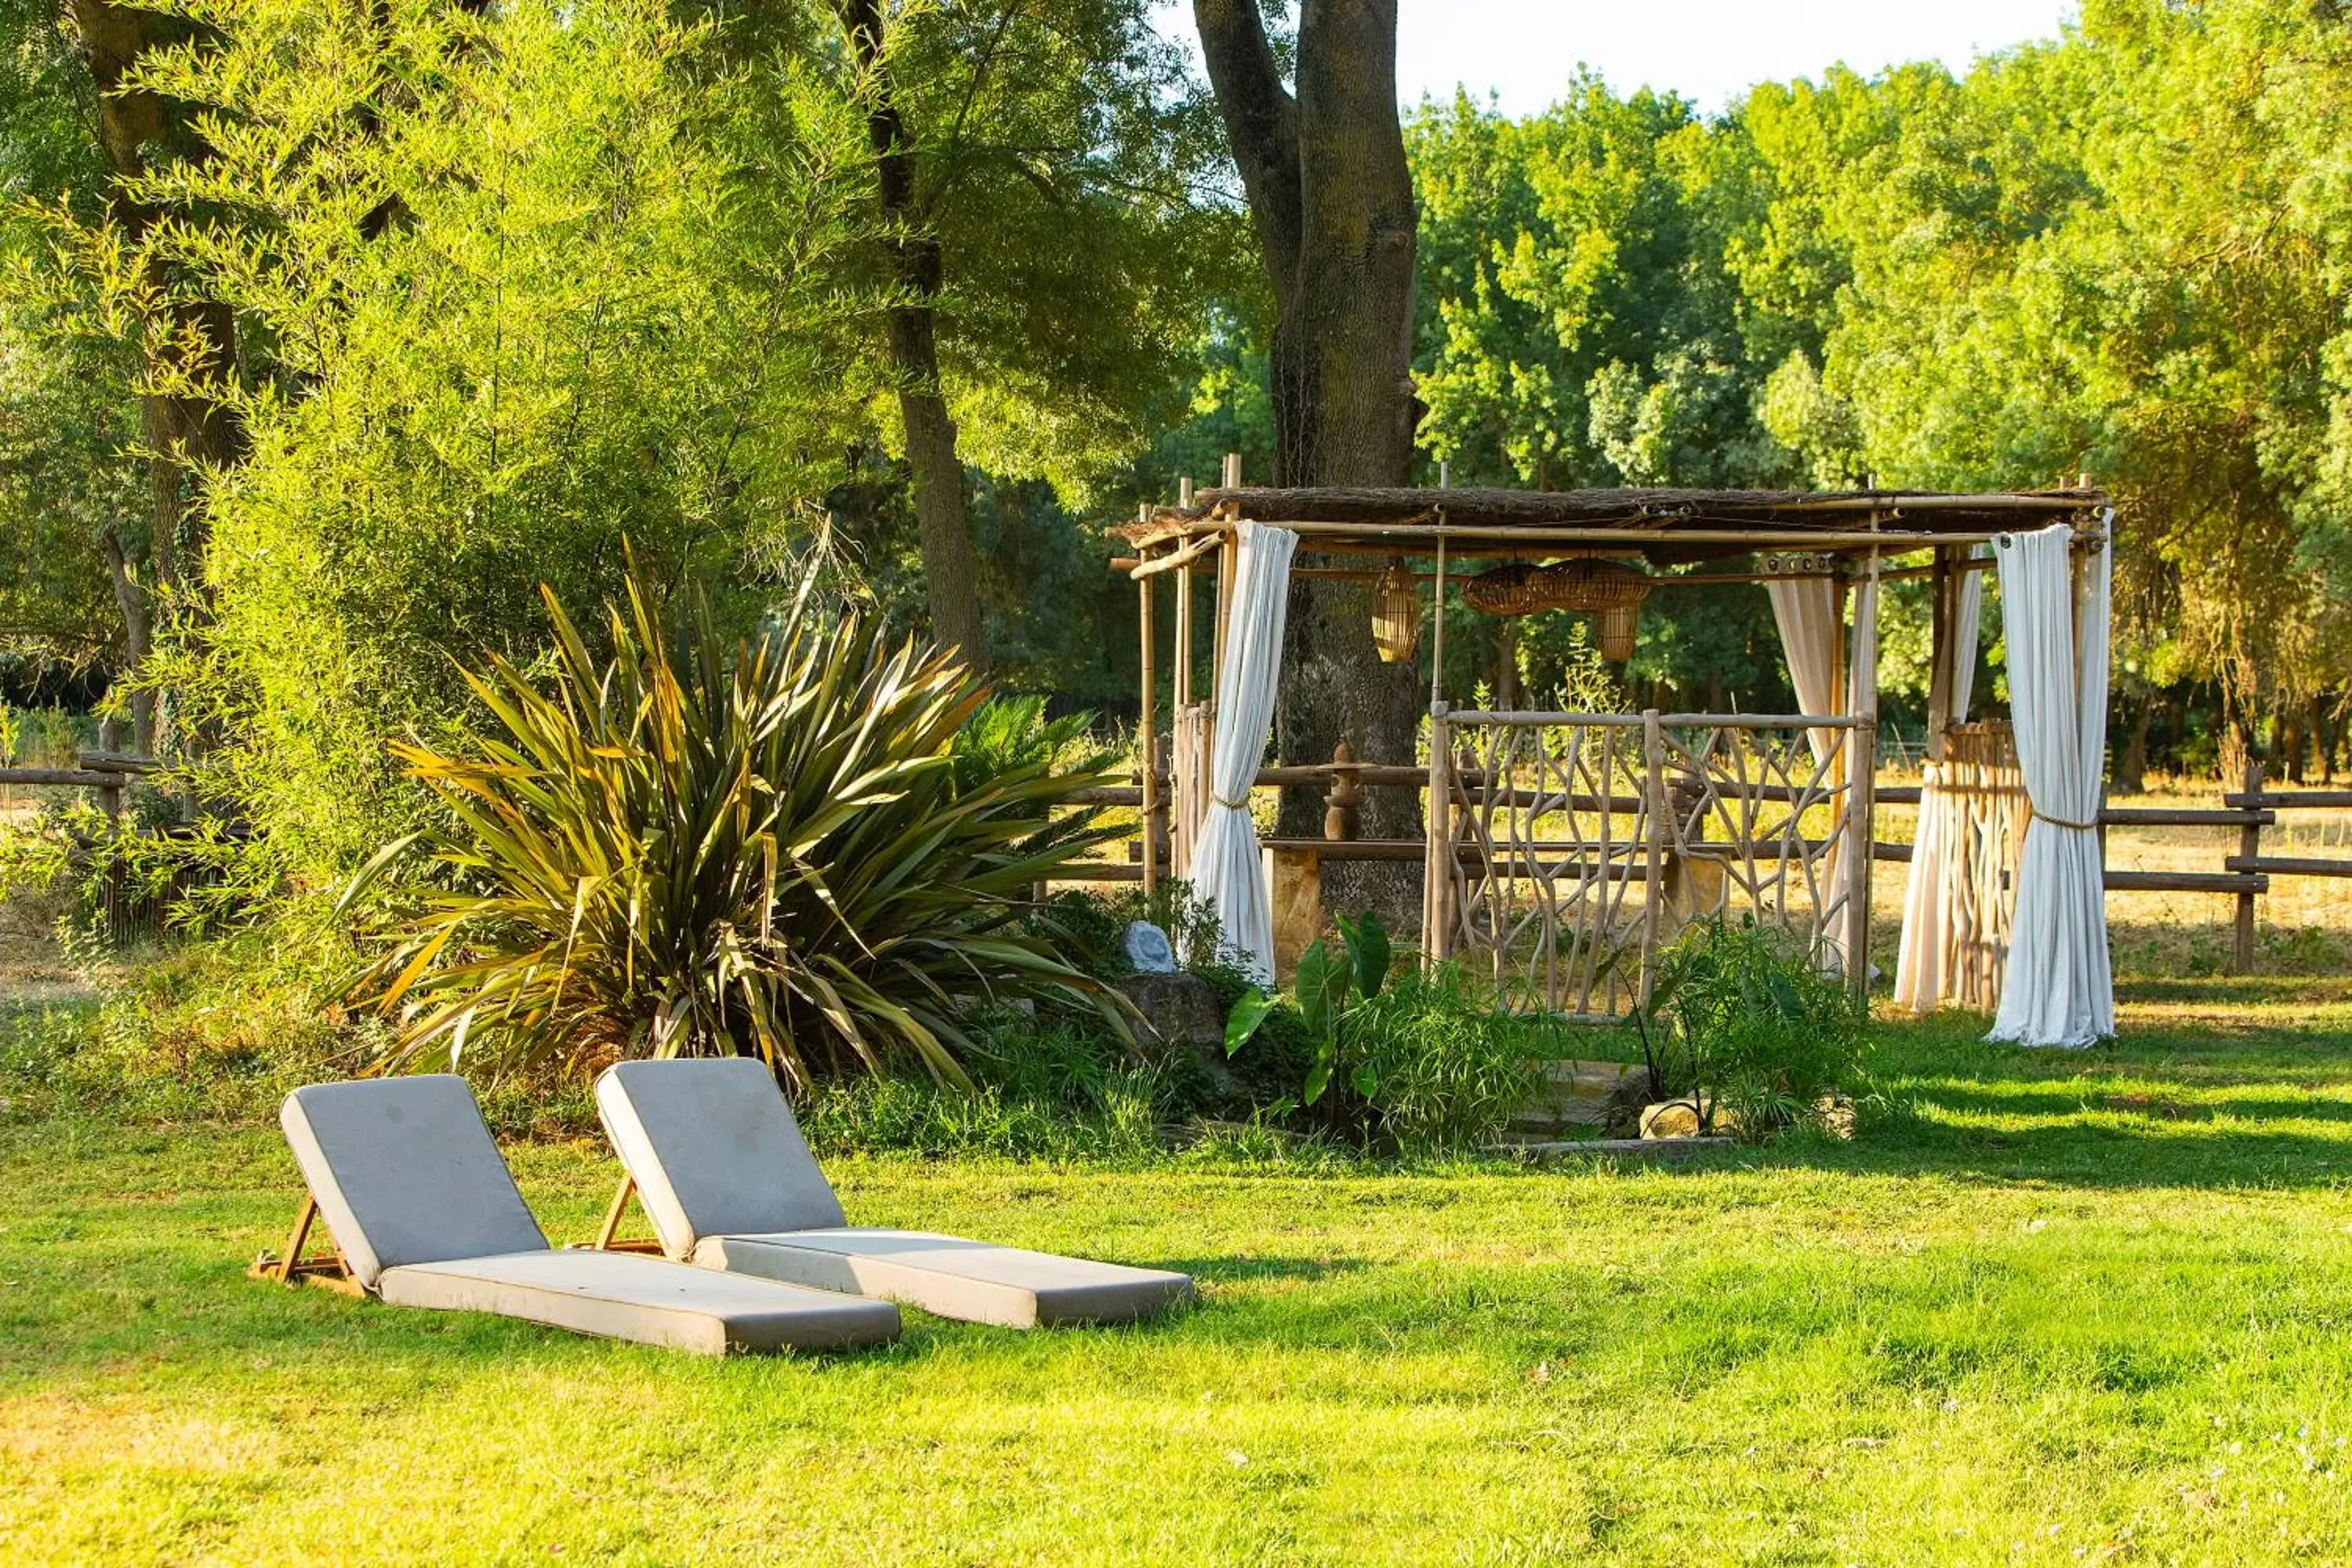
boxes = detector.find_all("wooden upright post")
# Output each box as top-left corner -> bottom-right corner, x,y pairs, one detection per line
1925,546 -> 1957,763
1177,554 -> 1196,713
1422,705 -> 1454,966
1639,709 -> 1666,1005
2236,756 -> 2263,973
1842,554 -> 1882,1000
1138,550 -> 1160,896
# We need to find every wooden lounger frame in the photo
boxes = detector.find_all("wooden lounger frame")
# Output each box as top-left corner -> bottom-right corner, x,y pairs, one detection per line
248,1192 -> 366,1297
578,1173 -> 666,1255
252,1174 -> 666,1290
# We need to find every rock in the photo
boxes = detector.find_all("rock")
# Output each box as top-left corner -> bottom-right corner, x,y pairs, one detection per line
1816,1094 -> 1857,1140
1113,971 -> 1236,1092
1115,970 -> 1223,1051
1639,1096 -> 1739,1139
1121,920 -> 1177,974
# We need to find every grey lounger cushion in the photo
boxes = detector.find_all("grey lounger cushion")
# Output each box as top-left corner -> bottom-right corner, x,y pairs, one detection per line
281,1076 -> 546,1287
597,1058 -> 1194,1327
380,1249 -> 898,1353
278,1076 -> 898,1354
695,1229 -> 1195,1329
597,1057 -> 845,1258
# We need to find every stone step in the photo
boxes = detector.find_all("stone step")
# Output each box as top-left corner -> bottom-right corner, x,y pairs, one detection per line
1515,1058 -> 1651,1134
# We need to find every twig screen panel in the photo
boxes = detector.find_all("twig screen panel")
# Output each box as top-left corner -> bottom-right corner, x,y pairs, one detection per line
1427,712 -> 1868,1018
1933,723 -> 2027,1012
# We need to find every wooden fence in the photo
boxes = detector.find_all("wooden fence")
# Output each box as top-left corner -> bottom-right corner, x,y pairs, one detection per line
0,751 -> 194,944
0,749 -> 153,818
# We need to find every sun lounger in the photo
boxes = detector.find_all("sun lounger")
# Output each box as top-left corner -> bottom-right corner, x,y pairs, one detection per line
593,1058 -> 1195,1328
253,1076 -> 901,1355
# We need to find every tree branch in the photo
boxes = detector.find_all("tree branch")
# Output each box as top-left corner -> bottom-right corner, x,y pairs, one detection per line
1192,0 -> 1302,302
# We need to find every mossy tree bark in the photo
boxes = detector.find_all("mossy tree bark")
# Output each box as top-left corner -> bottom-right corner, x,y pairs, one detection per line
1194,0 -> 1422,843
841,0 -> 990,670
69,0 -> 248,752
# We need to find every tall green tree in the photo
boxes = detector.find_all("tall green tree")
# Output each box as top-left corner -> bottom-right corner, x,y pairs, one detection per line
829,0 -> 1232,672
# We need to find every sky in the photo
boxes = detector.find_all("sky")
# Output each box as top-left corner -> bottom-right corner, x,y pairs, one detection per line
1156,2 -> 2078,118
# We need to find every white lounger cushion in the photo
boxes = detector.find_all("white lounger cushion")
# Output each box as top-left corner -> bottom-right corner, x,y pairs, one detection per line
694,1229 -> 1195,1329
380,1249 -> 899,1354
597,1057 -> 845,1258
594,1058 -> 1194,1328
281,1076 -> 546,1287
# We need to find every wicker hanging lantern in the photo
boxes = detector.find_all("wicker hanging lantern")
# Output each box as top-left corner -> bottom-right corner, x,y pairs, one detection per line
1371,564 -> 1421,662
1459,557 -> 1653,662
1556,560 -> 1653,662
1459,562 -> 1556,616
1596,604 -> 1640,662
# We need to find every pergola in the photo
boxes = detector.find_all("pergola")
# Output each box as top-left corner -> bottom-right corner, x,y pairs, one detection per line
1112,478 -> 2118,1047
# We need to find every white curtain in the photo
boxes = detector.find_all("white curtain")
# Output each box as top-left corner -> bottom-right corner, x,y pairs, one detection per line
1989,521 -> 2114,1047
1190,522 -> 1298,982
1766,570 -> 1860,967
1894,547 -> 1986,1013
1766,575 -> 1842,765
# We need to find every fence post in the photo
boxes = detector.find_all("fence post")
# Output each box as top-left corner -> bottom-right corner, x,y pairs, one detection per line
2234,755 -> 2263,973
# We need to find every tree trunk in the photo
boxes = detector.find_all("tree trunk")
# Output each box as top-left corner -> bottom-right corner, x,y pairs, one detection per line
2114,689 -> 2152,796
1196,0 -> 1421,846
100,530 -> 157,756
71,0 -> 245,763
842,0 -> 990,670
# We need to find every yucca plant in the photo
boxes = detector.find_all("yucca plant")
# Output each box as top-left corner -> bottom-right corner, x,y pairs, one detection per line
344,564 -> 1127,1089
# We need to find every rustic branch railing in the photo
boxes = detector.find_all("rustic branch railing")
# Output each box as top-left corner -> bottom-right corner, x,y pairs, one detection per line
1421,708 -> 1870,1019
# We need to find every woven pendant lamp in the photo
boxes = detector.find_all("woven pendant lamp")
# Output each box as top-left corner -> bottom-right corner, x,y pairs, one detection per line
1460,557 -> 1653,662
1371,564 -> 1421,662
1596,604 -> 1640,662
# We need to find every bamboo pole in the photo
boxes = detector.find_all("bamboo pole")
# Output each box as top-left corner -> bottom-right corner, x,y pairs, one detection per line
1138,558 -> 1159,897
1842,551 -> 1882,999
1423,705 -> 1453,967
1174,544 -> 1194,713
1925,546 -> 1956,762
1428,525 -> 1449,712
1443,710 -> 1864,729
1640,709 -> 1666,1006
1236,520 -> 2013,550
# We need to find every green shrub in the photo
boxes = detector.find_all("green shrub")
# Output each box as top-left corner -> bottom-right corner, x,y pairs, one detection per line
797,1066 -> 1165,1163
1635,915 -> 1870,1140
348,559 -> 1127,1089
0,932 -> 362,1124
1224,913 -> 1546,1155
1346,965 -> 1547,1154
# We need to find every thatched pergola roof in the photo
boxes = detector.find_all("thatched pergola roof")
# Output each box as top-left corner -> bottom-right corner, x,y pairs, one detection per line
1116,485 -> 2109,566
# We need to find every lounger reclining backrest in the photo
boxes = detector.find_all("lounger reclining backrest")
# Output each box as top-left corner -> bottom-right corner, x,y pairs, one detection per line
596,1058 -> 845,1258
281,1076 -> 548,1287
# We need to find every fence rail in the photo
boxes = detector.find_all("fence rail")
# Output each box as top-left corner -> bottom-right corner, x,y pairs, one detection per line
0,749 -> 158,818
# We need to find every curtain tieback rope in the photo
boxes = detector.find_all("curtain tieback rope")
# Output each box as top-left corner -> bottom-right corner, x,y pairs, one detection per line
1212,792 -> 1252,811
2031,808 -> 2100,832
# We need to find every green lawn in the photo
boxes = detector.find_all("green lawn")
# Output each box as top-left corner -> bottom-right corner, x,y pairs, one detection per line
7,979 -> 2352,1564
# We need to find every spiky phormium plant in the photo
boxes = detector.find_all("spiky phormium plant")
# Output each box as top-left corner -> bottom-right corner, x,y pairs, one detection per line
349,565 -> 1123,1089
